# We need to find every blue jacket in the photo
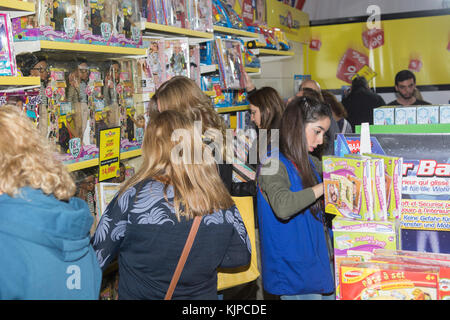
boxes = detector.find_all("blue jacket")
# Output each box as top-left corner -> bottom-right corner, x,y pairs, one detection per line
0,187 -> 102,299
257,152 -> 334,295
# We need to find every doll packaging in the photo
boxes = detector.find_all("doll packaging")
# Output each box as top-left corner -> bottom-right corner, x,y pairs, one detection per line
322,156 -> 373,220
363,153 -> 403,220
215,38 -> 246,90
332,217 -> 397,300
0,13 -> 17,76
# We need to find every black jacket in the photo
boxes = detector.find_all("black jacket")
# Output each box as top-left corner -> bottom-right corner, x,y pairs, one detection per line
342,88 -> 386,130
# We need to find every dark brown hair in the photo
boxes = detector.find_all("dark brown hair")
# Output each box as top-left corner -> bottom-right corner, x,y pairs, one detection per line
322,90 -> 347,118
247,86 -> 285,131
280,96 -> 332,216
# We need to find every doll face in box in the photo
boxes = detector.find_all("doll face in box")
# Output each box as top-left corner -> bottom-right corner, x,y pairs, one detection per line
78,63 -> 90,81
31,60 -> 49,82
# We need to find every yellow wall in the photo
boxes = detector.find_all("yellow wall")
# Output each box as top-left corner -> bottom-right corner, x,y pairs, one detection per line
307,15 -> 450,90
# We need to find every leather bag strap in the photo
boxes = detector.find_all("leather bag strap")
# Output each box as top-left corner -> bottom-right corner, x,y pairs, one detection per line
164,216 -> 202,300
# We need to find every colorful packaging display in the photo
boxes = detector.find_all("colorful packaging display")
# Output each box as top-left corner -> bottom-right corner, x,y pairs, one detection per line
189,44 -> 201,86
345,154 -> 387,221
333,217 -> 397,300
363,153 -> 403,220
340,261 -> 440,300
416,105 -> 439,124
0,13 -> 17,76
215,38 -> 246,90
323,156 -> 373,220
371,250 -> 450,300
164,38 -> 190,80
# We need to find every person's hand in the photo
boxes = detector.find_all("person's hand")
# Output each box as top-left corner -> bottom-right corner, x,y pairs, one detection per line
312,183 -> 324,199
69,71 -> 80,89
243,70 -> 255,92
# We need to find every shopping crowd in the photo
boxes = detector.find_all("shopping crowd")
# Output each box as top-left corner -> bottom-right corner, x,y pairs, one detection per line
0,68 -> 430,300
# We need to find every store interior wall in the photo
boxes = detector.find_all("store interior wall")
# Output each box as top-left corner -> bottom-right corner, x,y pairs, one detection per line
251,42 -> 303,100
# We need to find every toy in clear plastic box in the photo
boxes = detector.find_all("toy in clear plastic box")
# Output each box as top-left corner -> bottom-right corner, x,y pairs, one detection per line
322,156 -> 373,220
340,261 -> 439,300
371,250 -> 450,300
363,153 -> 403,220
333,217 -> 397,299
0,13 -> 17,76
164,38 -> 189,80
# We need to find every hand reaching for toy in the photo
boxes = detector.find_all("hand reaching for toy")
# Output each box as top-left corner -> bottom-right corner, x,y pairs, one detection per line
243,70 -> 255,92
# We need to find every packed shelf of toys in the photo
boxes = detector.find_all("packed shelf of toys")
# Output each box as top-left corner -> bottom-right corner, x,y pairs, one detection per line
0,0 -> 292,300
324,133 -> 450,300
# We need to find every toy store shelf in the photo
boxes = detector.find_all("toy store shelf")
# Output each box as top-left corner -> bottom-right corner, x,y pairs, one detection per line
66,158 -> 99,172
0,0 -> 35,18
215,105 -> 249,113
245,67 -> 261,74
0,76 -> 40,86
213,25 -> 259,40
200,64 -> 218,74
66,149 -> 142,172
204,90 -> 216,97
142,22 -> 213,42
355,123 -> 450,134
251,48 -> 295,56
14,40 -> 147,57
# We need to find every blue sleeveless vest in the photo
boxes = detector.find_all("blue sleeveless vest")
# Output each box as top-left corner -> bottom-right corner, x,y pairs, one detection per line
257,152 -> 334,295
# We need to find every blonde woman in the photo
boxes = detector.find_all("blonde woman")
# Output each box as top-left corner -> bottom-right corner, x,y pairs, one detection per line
92,110 -> 251,300
0,106 -> 102,300
152,76 -> 235,192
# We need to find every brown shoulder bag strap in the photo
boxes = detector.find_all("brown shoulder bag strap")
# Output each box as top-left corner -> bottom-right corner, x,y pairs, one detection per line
164,215 -> 202,300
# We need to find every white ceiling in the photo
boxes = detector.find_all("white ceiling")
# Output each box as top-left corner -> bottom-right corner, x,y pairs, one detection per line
301,0 -> 449,21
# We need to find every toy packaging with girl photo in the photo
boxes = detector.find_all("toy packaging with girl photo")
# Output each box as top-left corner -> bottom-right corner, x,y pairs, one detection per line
322,156 -> 373,220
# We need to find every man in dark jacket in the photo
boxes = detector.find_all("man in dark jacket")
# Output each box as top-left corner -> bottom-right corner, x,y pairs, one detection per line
342,76 -> 386,131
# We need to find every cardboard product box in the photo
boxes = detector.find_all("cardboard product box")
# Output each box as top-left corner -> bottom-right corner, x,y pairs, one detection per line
333,217 -> 397,299
373,106 -> 395,125
323,156 -> 373,220
395,106 -> 416,125
416,105 -> 439,124
340,261 -> 439,300
439,105 -> 450,124
371,252 -> 450,300
363,153 -> 403,220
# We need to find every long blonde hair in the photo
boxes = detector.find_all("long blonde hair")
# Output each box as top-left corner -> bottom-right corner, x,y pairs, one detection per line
0,105 -> 76,200
153,76 -> 226,137
119,110 -> 234,220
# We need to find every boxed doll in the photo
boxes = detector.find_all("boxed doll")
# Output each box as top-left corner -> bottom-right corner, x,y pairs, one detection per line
0,13 -> 17,76
440,105 -> 450,124
395,106 -> 416,125
323,156 -> 373,220
333,217 -> 397,300
215,38 -> 246,90
373,106 -> 395,125
340,261 -> 440,300
416,105 -> 439,124
371,252 -> 450,300
363,153 -> 403,220
164,38 -> 190,80
345,154 -> 387,221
